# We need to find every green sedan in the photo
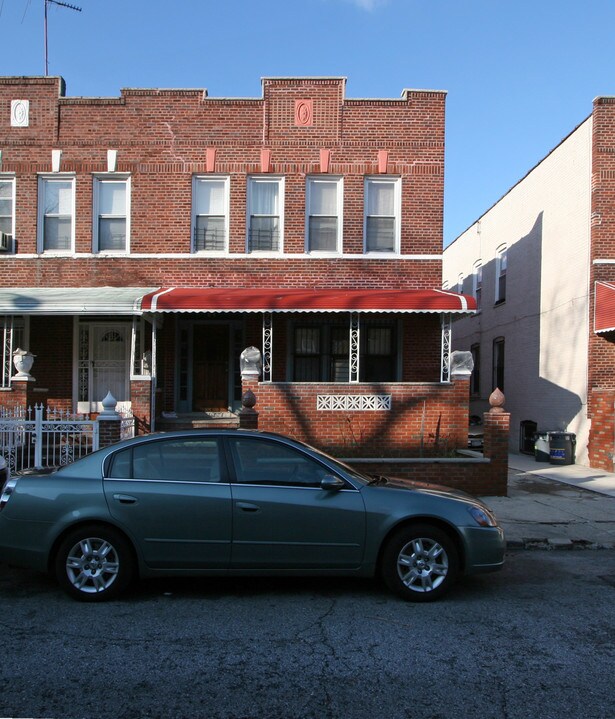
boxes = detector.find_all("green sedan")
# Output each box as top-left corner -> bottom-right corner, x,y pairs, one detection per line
0,429 -> 505,602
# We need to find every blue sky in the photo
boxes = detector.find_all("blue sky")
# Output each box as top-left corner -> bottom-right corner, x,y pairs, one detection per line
2,0 -> 614,246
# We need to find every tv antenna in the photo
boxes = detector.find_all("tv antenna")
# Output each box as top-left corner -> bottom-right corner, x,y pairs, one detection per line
44,0 -> 82,76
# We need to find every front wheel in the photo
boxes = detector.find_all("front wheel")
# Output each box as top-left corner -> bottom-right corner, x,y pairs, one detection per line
382,524 -> 459,602
55,525 -> 134,602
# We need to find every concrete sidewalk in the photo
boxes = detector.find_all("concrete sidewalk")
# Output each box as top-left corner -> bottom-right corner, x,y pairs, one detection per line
479,454 -> 615,550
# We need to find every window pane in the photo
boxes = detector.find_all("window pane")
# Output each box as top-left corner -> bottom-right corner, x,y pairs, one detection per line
0,218 -> 11,235
45,181 -> 72,214
99,218 -> 127,251
294,357 -> 320,381
132,439 -> 221,482
367,328 -> 392,355
230,438 -> 329,487
251,181 -> 279,215
310,181 -> 337,215
249,216 -> 279,251
295,327 -> 320,355
44,217 -> 72,250
195,180 -> 225,215
0,182 -> 11,201
195,216 -> 225,251
309,217 -> 337,251
99,182 -> 126,215
366,217 -> 395,251
367,182 -> 394,215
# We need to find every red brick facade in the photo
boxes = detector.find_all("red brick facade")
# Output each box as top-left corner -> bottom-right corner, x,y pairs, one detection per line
0,75 -> 507,491
589,98 -> 615,470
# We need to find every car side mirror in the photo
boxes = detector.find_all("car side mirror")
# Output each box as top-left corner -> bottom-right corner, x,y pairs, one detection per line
320,474 -> 346,491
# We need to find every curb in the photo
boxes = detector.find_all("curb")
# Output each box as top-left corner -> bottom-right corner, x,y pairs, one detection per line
506,538 -> 615,551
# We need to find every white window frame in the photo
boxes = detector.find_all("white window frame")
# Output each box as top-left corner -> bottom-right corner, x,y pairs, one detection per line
472,261 -> 482,311
37,174 -> 76,254
191,175 -> 230,254
495,246 -> 507,304
0,176 -> 16,249
1,316 -> 29,389
305,176 -> 343,254
93,175 -> 130,254
363,176 -> 401,255
246,176 -> 284,254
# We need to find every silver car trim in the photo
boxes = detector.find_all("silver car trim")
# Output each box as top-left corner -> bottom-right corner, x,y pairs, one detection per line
104,477 -> 231,486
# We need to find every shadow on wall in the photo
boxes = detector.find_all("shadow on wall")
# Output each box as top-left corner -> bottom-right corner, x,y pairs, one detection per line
458,211 -> 586,456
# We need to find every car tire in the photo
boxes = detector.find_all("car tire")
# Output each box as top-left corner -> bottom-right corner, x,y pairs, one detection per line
382,524 -> 459,602
55,525 -> 134,602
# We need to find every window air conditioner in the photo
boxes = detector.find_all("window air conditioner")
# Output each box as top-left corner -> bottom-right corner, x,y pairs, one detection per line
0,233 -> 11,253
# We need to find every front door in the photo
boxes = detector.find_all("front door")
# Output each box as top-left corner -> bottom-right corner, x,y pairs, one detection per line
78,322 -> 130,414
193,325 -> 229,411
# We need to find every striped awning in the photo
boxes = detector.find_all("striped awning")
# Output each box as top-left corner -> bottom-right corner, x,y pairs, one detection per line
595,281 -> 615,333
141,287 -> 476,313
0,287 -> 158,315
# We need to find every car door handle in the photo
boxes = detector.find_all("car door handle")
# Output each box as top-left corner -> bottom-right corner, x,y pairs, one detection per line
236,502 -> 260,512
113,493 -> 138,504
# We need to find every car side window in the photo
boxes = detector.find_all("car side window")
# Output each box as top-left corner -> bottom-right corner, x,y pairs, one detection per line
107,438 -> 222,482
228,438 -> 332,488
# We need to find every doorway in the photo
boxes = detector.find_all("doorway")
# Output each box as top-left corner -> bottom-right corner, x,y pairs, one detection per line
193,324 -> 230,411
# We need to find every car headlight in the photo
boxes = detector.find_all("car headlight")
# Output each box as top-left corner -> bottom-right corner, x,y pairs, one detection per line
467,505 -> 497,527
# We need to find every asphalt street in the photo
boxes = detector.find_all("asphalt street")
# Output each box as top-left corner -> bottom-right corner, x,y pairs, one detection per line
0,550 -> 614,719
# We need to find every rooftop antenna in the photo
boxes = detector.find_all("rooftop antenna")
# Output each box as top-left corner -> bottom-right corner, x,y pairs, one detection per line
44,0 -> 81,76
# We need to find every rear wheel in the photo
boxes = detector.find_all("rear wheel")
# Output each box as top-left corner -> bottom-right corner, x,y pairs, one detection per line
382,524 -> 459,602
55,525 -> 134,602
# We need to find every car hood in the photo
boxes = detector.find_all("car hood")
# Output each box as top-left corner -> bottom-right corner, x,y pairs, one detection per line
375,477 -> 480,503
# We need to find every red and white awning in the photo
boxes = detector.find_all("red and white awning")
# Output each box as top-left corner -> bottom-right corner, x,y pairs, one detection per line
594,281 -> 615,333
140,287 -> 476,314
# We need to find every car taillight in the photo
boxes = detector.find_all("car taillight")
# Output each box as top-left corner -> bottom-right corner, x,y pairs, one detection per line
0,478 -> 18,510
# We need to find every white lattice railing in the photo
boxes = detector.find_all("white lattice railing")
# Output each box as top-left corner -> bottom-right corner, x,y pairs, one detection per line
316,394 -> 392,411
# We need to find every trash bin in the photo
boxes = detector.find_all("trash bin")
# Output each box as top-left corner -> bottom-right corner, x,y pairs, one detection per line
548,432 -> 576,466
534,432 -> 550,462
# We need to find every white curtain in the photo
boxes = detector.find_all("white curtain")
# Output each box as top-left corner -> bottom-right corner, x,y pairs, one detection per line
367,181 -> 394,216
310,181 -> 337,215
99,181 -> 126,215
195,179 -> 225,215
251,181 -> 279,215
45,180 -> 72,215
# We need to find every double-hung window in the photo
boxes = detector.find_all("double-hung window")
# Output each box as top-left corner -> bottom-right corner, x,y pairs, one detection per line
291,323 -> 349,382
94,177 -> 129,252
473,262 -> 482,310
193,176 -> 229,252
0,178 -> 15,250
247,177 -> 283,253
364,177 -> 400,253
495,247 -> 507,304
306,177 -> 342,252
492,337 -> 505,391
38,176 -> 75,253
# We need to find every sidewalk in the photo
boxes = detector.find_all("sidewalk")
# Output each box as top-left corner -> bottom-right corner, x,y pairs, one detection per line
479,454 -> 615,550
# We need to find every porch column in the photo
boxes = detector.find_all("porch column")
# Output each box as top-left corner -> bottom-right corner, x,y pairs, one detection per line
350,312 -> 360,383
440,313 -> 451,382
262,312 -> 272,382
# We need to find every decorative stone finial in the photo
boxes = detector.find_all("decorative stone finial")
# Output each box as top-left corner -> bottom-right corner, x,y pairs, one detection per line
241,389 -> 257,410
489,387 -> 506,413
240,346 -> 262,378
100,390 -> 119,416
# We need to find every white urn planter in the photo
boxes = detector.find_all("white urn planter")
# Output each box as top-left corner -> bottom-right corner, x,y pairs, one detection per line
12,348 -> 36,380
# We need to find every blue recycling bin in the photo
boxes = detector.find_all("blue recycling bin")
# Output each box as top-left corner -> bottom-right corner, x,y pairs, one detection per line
548,432 -> 576,466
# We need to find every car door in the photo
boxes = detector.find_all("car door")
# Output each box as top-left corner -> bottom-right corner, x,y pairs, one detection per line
103,436 -> 232,569
225,436 -> 366,569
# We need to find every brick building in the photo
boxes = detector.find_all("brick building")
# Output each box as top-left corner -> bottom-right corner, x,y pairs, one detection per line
0,75 -> 475,460
443,96 -> 615,471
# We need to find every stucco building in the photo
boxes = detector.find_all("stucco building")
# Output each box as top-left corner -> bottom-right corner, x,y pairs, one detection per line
443,96 -> 615,471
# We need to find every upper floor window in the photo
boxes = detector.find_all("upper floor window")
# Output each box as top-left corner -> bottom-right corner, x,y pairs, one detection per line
247,177 -> 283,253
306,177 -> 342,253
495,246 -> 507,304
473,262 -> 482,310
0,178 -> 15,250
364,177 -> 400,254
470,342 -> 480,396
38,176 -> 75,253
193,176 -> 228,252
457,274 -> 464,294
94,177 -> 129,253
492,337 -> 505,391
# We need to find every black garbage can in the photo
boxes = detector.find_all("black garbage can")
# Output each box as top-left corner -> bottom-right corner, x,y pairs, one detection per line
534,432 -> 550,462
548,432 -> 576,465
